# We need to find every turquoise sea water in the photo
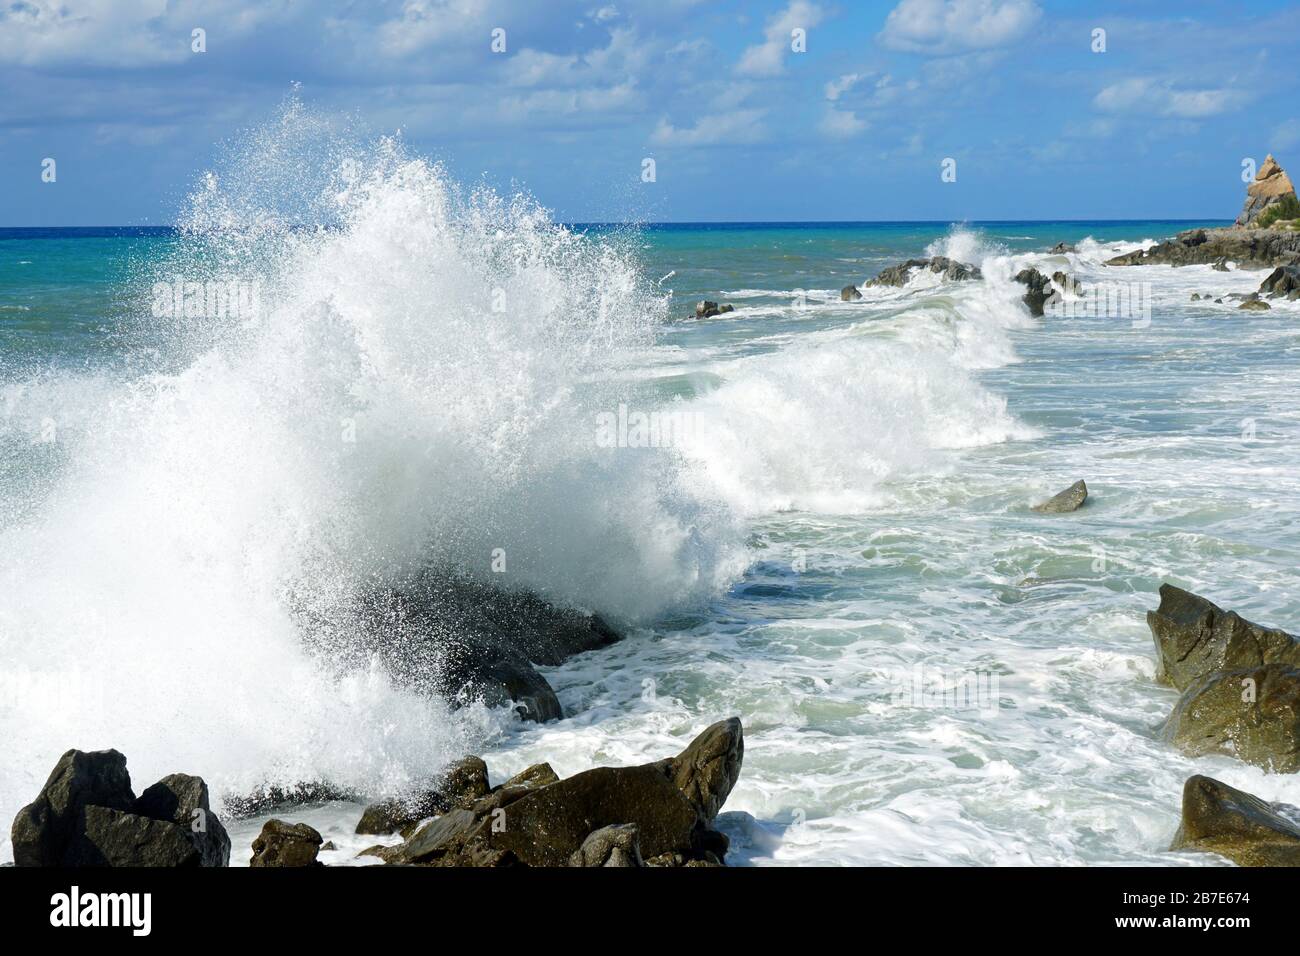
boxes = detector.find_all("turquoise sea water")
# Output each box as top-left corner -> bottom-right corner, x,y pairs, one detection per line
5,215 -> 1300,866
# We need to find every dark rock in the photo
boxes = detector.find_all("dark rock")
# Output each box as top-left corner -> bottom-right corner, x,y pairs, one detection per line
840,285 -> 862,301
1106,227 -> 1300,269
1260,265 -> 1300,297
1239,299 -> 1271,311
1049,242 -> 1075,254
662,717 -> 744,825
1031,479 -> 1087,513
65,806 -> 207,867
1171,775 -> 1300,866
365,719 -> 744,868
1190,293 -> 1201,301
1012,268 -> 1052,317
469,764 -> 700,867
249,819 -> 324,867
132,774 -> 230,867
568,823 -> 644,867
10,749 -> 134,867
1212,257 -> 1230,271
223,780 -> 359,818
865,256 -> 982,288
356,756 -> 488,836
717,304 -> 735,314
695,300 -> 718,318
1161,663 -> 1300,772
1147,584 -> 1300,692
332,572 -> 621,724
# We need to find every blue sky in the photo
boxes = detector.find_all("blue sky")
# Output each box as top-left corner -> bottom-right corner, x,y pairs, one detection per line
2,0 -> 1298,224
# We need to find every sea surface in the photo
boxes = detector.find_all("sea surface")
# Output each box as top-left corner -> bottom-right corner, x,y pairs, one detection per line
3,150 -> 1299,867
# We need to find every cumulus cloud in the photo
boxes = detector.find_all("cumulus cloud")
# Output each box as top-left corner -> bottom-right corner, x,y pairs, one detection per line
819,107 -> 868,139
736,0 -> 824,77
879,0 -> 1041,54
1093,77 -> 1248,119
650,108 -> 767,146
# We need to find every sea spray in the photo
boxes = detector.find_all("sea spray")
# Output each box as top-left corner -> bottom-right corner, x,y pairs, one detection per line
0,101 -> 743,850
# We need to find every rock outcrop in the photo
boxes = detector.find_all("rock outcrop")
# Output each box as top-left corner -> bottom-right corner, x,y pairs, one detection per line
249,819 -> 324,867
355,755 -> 492,836
335,572 -> 621,723
1259,264 -> 1300,298
1146,584 -> 1300,692
1013,268 -> 1052,317
1031,479 -> 1087,513
360,717 -> 744,868
1106,228 -> 1300,269
1171,775 -> 1300,866
692,301 -> 735,319
1161,662 -> 1300,772
10,749 -> 230,867
840,285 -> 863,301
865,256 -> 982,287
1236,155 -> 1297,226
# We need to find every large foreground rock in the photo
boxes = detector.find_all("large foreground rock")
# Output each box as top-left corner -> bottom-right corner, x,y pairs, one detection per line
1147,584 -> 1300,692
1259,264 -> 1300,298
361,718 -> 745,867
865,256 -> 982,287
1171,775 -> 1300,866
1106,227 -> 1300,269
1161,663 -> 1300,772
10,750 -> 230,867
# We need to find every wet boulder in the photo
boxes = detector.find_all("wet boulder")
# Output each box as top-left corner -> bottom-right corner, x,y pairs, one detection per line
661,716 -> 745,825
840,285 -> 863,301
569,824 -> 644,867
10,749 -> 134,866
1161,663 -> 1300,772
1031,479 -> 1087,513
1013,268 -> 1052,316
355,755 -> 491,836
1146,584 -> 1300,691
11,750 -> 229,867
1260,264 -> 1300,297
1171,775 -> 1300,866
250,819 -> 324,867
865,256 -> 982,288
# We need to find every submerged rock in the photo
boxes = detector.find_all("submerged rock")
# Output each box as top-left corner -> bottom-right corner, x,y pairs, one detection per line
250,819 -> 324,867
1171,775 -> 1300,866
338,572 -> 621,723
1013,268 -> 1052,317
1031,479 -> 1087,513
1239,299 -> 1271,310
362,717 -> 745,868
10,749 -> 230,867
692,301 -> 735,319
1049,241 -> 1075,254
1147,584 -> 1300,692
865,256 -> 982,288
840,284 -> 863,301
1161,662 -> 1300,772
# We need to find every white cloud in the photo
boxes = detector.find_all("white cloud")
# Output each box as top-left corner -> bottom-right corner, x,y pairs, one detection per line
879,0 -> 1041,55
735,0 -> 824,77
824,73 -> 862,101
1093,77 -> 1247,119
650,108 -> 767,146
819,108 -> 868,139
